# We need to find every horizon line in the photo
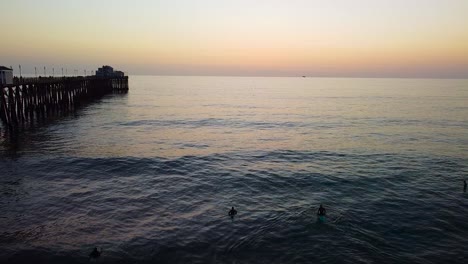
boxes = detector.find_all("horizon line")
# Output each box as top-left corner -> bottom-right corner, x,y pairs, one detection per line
14,72 -> 468,80
120,74 -> 468,80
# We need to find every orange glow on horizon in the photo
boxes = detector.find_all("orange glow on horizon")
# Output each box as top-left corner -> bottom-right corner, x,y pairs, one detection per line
1,0 -> 467,77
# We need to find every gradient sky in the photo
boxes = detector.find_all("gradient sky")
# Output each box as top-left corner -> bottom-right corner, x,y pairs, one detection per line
1,0 -> 467,77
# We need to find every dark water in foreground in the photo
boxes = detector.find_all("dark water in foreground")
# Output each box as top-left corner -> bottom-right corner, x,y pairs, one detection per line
1,76 -> 468,263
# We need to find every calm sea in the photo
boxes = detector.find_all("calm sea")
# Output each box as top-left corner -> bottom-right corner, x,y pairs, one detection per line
1,76 -> 467,263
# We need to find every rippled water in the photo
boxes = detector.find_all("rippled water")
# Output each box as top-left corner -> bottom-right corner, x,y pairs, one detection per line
1,76 -> 468,263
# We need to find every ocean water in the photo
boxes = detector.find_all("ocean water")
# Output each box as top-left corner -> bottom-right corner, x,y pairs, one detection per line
1,76 -> 467,263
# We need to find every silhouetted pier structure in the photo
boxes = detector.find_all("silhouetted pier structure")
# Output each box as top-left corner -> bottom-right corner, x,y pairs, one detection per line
0,76 -> 128,127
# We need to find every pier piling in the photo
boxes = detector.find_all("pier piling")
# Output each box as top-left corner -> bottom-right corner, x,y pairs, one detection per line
0,76 -> 128,128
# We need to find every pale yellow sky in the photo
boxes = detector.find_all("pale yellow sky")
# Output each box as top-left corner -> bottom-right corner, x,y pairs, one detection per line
1,0 -> 467,77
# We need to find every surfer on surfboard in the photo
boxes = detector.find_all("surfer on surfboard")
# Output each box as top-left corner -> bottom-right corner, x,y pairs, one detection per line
228,207 -> 238,217
89,247 -> 102,261
317,204 -> 326,216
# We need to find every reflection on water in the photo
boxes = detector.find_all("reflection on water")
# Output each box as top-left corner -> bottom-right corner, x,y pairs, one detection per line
0,92 -> 129,158
0,76 -> 467,263
2,76 -> 467,158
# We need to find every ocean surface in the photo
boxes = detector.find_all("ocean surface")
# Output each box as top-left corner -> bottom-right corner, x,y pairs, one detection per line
1,76 -> 467,263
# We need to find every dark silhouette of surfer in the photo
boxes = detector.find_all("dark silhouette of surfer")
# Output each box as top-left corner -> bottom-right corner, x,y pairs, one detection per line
89,247 -> 102,260
228,207 -> 237,217
317,204 -> 326,216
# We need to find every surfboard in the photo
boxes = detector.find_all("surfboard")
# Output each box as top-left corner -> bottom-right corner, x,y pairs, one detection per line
317,215 -> 326,223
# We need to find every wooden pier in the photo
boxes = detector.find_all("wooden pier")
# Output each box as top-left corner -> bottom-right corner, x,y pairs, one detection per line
0,76 -> 128,127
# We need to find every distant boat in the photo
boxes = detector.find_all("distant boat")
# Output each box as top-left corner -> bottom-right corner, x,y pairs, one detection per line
302,76 -> 306,78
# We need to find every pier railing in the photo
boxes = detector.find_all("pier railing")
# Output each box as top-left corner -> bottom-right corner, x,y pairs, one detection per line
0,76 -> 128,127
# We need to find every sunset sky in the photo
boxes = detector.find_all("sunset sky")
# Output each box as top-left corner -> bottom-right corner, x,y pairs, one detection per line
1,0 -> 467,77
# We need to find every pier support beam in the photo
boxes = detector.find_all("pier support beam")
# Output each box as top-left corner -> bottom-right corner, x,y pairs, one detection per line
0,76 -> 128,128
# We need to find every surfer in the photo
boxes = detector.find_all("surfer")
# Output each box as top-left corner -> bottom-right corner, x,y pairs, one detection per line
317,204 -> 326,216
89,247 -> 102,260
228,207 -> 238,217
